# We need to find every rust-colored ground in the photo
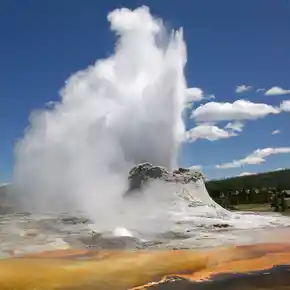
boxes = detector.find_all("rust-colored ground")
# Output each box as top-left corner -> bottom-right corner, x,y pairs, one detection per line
0,243 -> 290,289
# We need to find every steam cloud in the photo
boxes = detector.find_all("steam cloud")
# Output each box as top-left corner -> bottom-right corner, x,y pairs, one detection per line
12,7 -> 187,232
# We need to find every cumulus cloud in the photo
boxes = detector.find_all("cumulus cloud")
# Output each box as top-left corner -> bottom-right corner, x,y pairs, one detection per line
271,129 -> 280,135
189,165 -> 202,170
186,87 -> 204,102
191,100 -> 280,122
239,172 -> 256,177
235,85 -> 252,93
185,88 -> 215,105
216,147 -> 290,169
224,121 -> 244,133
265,86 -> 290,96
207,94 -> 216,100
280,100 -> 290,112
185,124 -> 237,142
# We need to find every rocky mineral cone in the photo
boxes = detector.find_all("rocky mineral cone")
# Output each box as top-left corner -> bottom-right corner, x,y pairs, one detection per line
125,162 -> 204,196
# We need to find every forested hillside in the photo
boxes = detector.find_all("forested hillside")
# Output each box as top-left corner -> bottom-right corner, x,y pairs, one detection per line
206,169 -> 290,193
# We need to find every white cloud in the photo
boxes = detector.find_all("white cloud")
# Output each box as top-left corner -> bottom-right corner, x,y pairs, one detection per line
239,172 -> 256,177
265,86 -> 290,96
235,85 -> 252,93
224,121 -> 244,132
216,147 -> 290,169
189,165 -> 202,171
207,94 -> 215,99
191,100 -> 280,122
185,88 -> 216,104
280,100 -> 290,112
271,129 -> 280,135
256,88 -> 265,93
186,87 -> 204,102
185,124 -> 237,142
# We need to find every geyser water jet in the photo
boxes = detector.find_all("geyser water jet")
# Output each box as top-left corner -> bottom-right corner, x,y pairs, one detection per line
12,6 -> 188,232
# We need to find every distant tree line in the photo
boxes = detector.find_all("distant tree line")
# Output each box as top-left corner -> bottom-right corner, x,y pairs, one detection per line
206,169 -> 290,193
205,169 -> 290,206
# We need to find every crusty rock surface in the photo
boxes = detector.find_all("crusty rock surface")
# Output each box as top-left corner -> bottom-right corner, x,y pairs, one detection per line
125,162 -> 204,195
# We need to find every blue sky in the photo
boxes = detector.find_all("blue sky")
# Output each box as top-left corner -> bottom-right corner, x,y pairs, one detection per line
1,0 -> 290,183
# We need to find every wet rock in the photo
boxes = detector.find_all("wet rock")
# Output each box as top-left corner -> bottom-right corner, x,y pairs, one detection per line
20,229 -> 38,237
172,246 -> 191,250
213,223 -> 231,229
188,200 -> 204,207
157,231 -> 191,240
59,216 -> 89,225
172,167 -> 204,184
78,234 -> 143,249
142,240 -> 164,248
15,212 -> 31,216
126,162 -> 169,194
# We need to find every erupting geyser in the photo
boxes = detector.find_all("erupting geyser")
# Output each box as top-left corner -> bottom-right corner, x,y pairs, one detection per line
12,6 -> 189,231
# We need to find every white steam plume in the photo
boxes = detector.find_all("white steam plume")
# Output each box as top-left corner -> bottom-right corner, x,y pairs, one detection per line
12,7 -> 187,232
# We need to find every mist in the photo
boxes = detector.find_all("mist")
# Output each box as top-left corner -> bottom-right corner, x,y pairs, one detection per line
12,6 -> 188,233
